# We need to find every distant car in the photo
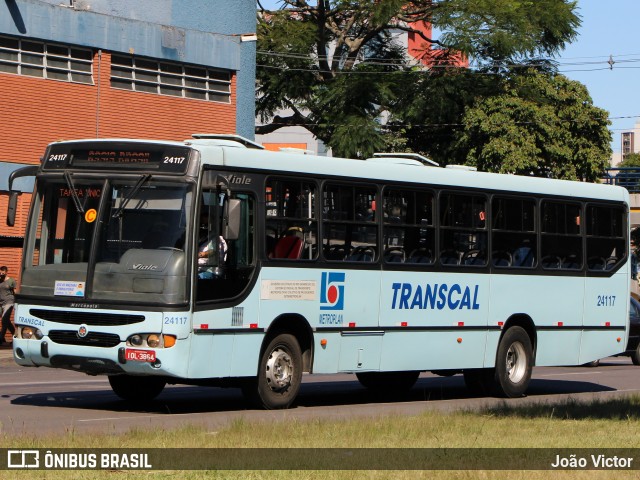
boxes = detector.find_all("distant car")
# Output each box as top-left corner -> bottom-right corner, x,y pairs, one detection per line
624,296 -> 640,365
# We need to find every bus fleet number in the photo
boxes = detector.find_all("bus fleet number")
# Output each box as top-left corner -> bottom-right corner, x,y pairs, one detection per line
163,156 -> 186,164
596,295 -> 616,307
164,316 -> 188,325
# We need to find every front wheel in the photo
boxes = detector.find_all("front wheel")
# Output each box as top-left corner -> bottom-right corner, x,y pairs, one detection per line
493,326 -> 533,398
242,333 -> 302,409
108,375 -> 166,402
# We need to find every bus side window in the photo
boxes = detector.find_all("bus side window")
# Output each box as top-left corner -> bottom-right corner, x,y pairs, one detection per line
264,178 -> 317,261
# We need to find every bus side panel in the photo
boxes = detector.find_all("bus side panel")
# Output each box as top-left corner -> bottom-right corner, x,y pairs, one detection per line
580,270 -> 630,364
260,267 -> 382,375
378,272 -> 489,370
187,333 -> 234,378
488,274 -> 585,366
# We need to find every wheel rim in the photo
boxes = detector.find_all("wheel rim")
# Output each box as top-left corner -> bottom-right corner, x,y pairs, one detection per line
265,346 -> 294,391
505,341 -> 527,383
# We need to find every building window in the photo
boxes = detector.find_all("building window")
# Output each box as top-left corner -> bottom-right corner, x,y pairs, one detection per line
0,35 -> 93,84
111,55 -> 232,103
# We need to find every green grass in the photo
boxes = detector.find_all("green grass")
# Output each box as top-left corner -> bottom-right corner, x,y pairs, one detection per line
2,396 -> 640,479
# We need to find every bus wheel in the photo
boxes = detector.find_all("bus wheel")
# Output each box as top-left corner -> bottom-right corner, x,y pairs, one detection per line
631,345 -> 640,366
108,375 -> 166,402
494,326 -> 533,398
356,371 -> 419,391
243,333 -> 302,410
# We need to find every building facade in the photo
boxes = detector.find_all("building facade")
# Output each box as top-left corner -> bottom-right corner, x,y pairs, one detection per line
0,0 -> 256,286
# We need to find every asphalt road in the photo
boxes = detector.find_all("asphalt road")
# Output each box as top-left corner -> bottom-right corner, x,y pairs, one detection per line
0,347 -> 638,436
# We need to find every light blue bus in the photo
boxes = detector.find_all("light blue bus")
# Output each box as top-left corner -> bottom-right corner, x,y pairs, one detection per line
8,135 -> 630,408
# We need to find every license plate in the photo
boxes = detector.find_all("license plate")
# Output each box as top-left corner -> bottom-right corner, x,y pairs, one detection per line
125,348 -> 156,362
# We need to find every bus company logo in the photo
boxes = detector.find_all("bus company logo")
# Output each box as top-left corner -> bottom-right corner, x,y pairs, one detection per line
320,272 -> 345,310
78,324 -> 88,338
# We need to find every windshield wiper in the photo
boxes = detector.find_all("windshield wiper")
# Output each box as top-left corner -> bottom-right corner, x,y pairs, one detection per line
112,174 -> 152,218
64,172 -> 84,214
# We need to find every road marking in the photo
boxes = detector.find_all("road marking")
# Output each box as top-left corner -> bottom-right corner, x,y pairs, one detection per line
0,379 -> 107,387
537,371 -> 602,377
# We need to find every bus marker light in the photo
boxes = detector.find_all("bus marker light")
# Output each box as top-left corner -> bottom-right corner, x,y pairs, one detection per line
200,324 -> 209,329
498,321 -> 504,327
401,322 -> 408,327
349,322 -> 356,328
320,339 -> 327,347
163,335 -> 176,348
605,322 -> 611,327
250,323 -> 258,329
457,337 -> 462,343
457,322 -> 464,327
557,322 -> 564,327
617,337 -> 622,343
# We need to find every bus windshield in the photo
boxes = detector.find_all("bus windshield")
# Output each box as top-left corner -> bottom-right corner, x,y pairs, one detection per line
21,176 -> 193,305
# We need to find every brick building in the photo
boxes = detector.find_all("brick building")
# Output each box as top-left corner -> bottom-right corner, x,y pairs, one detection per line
0,0 -> 257,287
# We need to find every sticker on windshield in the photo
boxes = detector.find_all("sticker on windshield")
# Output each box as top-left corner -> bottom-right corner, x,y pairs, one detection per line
84,208 -> 97,223
54,281 -> 85,297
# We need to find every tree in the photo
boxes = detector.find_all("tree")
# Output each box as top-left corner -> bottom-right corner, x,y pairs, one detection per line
256,0 -> 580,158
453,71 -> 611,181
620,153 -> 640,167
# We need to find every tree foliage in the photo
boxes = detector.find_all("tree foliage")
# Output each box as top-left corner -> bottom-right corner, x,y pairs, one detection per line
620,153 -> 640,167
256,0 -> 581,159
454,71 -> 612,181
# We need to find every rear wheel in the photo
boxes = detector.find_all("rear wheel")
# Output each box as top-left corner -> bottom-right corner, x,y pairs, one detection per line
493,326 -> 533,397
108,375 -> 166,402
356,371 -> 420,391
242,333 -> 302,409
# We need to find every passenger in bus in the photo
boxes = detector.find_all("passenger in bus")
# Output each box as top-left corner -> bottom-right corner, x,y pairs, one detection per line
198,211 -> 227,279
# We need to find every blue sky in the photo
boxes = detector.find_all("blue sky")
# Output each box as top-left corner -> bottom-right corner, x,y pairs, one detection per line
558,0 -> 640,154
258,1 -> 638,153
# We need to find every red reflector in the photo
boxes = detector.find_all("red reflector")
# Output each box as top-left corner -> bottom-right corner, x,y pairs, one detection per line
349,322 -> 356,328
401,322 -> 408,327
200,324 -> 209,329
458,322 -> 464,327
558,322 -> 564,327
250,323 -> 258,329
605,322 -> 611,327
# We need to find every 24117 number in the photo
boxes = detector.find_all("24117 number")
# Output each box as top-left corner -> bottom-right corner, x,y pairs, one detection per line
596,295 -> 616,307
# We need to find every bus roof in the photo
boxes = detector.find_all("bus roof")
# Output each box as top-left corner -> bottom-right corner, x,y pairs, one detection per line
47,137 -> 629,203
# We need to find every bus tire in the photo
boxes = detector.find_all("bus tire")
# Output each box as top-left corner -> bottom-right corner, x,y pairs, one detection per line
243,333 -> 302,410
631,345 -> 640,366
493,326 -> 533,398
108,375 -> 166,402
356,371 -> 420,391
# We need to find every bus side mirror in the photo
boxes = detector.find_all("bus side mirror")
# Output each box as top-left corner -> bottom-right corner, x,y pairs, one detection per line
7,191 -> 19,227
225,199 -> 241,240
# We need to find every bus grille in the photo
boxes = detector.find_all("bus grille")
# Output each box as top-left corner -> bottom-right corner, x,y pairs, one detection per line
30,309 -> 145,326
48,330 -> 121,348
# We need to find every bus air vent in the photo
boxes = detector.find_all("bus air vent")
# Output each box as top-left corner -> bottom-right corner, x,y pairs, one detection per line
30,309 -> 145,326
232,307 -> 244,326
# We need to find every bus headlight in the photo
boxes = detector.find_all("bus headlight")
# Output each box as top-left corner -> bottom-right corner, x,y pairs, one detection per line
20,326 -> 40,339
126,333 -> 176,348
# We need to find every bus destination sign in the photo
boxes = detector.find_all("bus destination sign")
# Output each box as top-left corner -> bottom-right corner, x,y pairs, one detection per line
42,143 -> 192,173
